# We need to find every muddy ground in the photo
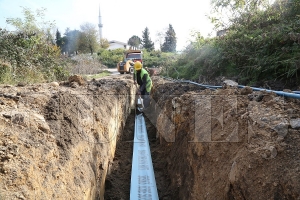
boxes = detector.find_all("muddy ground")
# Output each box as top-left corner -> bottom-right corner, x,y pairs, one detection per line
0,74 -> 300,199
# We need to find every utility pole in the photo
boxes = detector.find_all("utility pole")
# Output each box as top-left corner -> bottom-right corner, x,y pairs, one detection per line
98,4 -> 103,40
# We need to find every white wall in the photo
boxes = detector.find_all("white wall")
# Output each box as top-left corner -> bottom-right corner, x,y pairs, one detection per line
108,43 -> 128,50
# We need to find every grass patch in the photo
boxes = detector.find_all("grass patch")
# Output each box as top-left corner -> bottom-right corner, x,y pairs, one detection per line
83,70 -> 111,80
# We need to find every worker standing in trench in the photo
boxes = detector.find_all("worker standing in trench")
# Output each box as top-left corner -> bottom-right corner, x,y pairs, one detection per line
133,61 -> 153,113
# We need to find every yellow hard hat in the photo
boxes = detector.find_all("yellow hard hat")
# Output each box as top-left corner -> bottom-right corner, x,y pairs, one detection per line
134,61 -> 142,70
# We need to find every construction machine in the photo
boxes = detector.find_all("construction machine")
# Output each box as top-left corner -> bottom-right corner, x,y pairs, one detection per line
117,50 -> 143,74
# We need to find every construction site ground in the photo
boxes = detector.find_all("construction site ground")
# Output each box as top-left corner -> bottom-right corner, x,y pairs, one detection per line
0,74 -> 299,199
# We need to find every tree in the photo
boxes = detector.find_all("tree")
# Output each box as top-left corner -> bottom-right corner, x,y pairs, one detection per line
141,27 -> 154,51
1,7 -> 66,83
55,29 -> 62,48
128,35 -> 141,50
100,38 -> 110,49
209,0 -> 271,29
97,48 -> 124,68
6,7 -> 56,45
161,24 -> 177,52
61,28 -> 80,54
156,30 -> 166,50
78,22 -> 99,54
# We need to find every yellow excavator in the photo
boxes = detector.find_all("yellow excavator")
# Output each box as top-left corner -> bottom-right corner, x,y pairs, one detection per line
117,50 -> 143,74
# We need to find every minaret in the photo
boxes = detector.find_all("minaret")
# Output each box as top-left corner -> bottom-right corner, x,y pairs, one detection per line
98,4 -> 103,40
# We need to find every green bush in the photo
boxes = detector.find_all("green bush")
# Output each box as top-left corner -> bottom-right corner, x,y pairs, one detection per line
53,65 -> 70,81
0,29 -> 67,84
97,48 -> 124,68
97,48 -> 178,71
167,1 -> 300,85
143,50 -> 177,68
0,8 -> 71,84
0,61 -> 13,84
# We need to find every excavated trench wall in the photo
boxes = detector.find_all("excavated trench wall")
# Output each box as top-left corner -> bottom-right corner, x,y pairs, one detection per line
151,77 -> 300,199
0,77 -> 135,200
1,75 -> 300,200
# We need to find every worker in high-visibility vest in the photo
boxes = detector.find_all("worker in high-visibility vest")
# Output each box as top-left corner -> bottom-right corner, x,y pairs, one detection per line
133,61 -> 152,110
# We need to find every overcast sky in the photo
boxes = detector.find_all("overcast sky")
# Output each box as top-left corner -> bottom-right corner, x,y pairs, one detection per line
0,0 -> 215,51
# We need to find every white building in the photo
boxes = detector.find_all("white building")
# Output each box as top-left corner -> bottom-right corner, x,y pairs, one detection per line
107,40 -> 129,50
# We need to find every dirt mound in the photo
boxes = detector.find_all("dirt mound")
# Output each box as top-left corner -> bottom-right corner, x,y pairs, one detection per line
68,74 -> 86,86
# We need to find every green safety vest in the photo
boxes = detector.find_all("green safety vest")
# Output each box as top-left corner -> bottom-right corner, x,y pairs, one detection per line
134,68 -> 152,92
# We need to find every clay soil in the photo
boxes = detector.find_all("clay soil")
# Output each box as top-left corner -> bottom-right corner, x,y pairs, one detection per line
0,75 -> 135,199
0,74 -> 300,199
150,77 -> 300,199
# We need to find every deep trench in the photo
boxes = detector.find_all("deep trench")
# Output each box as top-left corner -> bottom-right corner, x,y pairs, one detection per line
103,109 -> 170,200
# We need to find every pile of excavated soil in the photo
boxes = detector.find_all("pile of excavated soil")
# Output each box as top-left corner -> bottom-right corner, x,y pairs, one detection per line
150,76 -> 300,199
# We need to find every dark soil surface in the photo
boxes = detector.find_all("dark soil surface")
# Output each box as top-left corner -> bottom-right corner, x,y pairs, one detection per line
104,105 -> 172,200
104,110 -> 135,200
141,105 -> 172,200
